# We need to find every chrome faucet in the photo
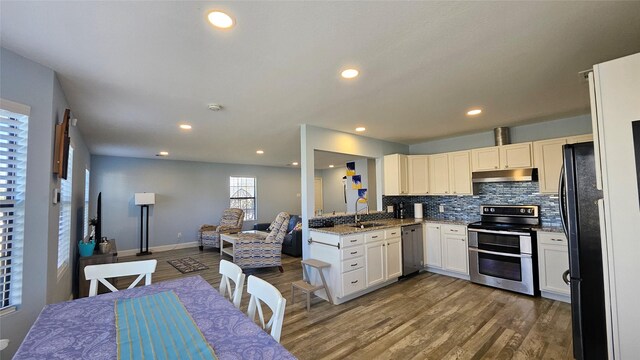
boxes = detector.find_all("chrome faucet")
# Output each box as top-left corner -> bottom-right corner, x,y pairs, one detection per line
354,196 -> 369,224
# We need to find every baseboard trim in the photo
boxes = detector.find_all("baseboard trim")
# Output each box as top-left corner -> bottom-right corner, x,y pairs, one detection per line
423,266 -> 471,281
541,290 -> 571,303
118,241 -> 199,257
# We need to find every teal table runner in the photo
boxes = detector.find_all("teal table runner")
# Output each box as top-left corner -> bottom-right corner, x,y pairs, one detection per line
115,290 -> 217,360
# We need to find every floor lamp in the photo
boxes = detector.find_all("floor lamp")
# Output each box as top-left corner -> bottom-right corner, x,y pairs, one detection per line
134,192 -> 155,256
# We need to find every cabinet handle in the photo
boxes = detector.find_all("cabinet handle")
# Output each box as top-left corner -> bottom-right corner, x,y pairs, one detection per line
551,238 -> 564,242
562,270 -> 570,285
382,243 -> 386,247
451,229 -> 459,232
445,191 -> 449,194
494,166 -> 498,169
372,235 -> 379,239
350,239 -> 357,242
351,280 -> 358,284
350,251 -> 357,255
351,263 -> 358,267
505,165 -> 509,168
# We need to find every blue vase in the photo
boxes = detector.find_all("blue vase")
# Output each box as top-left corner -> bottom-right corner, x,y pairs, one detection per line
78,240 -> 96,257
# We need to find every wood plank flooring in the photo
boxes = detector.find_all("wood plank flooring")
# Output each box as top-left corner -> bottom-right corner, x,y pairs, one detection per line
120,247 -> 573,360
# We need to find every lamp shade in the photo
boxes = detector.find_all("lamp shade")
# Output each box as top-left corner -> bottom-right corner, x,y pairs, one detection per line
134,193 -> 156,205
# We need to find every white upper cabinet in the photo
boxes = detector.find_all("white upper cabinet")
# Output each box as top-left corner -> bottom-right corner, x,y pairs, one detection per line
533,138 -> 567,194
566,134 -> 593,144
471,147 -> 500,171
429,153 -> 450,195
383,154 -> 409,195
499,143 -> 533,169
408,155 -> 429,195
448,151 -> 472,195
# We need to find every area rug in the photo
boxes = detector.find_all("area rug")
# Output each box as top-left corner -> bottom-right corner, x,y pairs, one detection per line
168,257 -> 209,273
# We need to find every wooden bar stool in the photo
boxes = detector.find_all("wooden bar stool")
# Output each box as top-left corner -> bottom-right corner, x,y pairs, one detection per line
291,259 -> 332,311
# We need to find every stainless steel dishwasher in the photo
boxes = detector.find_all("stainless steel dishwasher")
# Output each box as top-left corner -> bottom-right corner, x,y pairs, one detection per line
401,224 -> 424,276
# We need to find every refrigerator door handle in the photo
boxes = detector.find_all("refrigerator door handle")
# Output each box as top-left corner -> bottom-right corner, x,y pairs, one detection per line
562,269 -> 571,285
558,165 -> 569,236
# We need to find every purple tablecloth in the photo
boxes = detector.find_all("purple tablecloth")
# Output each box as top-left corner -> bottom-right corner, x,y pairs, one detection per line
14,275 -> 296,359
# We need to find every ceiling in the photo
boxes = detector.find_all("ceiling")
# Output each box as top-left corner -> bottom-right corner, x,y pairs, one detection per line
314,150 -> 369,170
2,2 -> 640,167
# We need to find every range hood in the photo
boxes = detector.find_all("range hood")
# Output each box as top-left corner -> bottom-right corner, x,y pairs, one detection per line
472,168 -> 538,183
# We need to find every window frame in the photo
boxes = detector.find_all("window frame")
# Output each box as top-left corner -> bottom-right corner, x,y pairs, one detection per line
0,99 -> 30,313
57,145 -> 73,279
229,176 -> 257,221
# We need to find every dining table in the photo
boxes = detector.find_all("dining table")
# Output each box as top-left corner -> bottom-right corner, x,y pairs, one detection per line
14,275 -> 297,359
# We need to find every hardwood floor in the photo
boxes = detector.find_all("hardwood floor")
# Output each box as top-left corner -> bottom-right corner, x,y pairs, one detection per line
120,247 -> 573,360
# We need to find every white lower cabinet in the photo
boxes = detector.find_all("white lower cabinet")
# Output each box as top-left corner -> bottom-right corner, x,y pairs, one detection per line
365,237 -> 402,287
424,223 -> 469,279
309,227 -> 402,305
537,231 -> 570,302
424,223 -> 443,268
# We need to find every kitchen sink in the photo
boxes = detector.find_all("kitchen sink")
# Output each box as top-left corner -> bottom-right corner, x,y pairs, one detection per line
348,222 -> 385,229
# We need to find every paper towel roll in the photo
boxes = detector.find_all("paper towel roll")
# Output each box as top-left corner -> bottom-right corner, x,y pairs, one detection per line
414,203 -> 423,219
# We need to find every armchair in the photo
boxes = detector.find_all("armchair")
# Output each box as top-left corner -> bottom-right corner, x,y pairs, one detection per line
199,208 -> 244,250
254,214 -> 302,257
234,212 -> 290,272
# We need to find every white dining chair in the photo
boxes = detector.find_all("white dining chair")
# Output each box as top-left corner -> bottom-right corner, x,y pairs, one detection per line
219,259 -> 245,309
246,275 -> 287,343
84,259 -> 157,297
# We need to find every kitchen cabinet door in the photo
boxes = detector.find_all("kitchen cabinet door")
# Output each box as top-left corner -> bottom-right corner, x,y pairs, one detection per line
424,224 -> 442,268
385,237 -> 403,279
567,134 -> 593,144
365,241 -> 385,287
533,138 -> 567,194
429,153 -> 450,194
383,154 -> 409,195
443,234 -> 468,275
448,151 -> 472,195
471,147 -> 500,171
408,155 -> 429,194
537,232 -> 570,296
499,143 -> 533,169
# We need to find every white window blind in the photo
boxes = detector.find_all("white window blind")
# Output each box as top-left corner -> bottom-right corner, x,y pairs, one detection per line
0,104 -> 29,311
83,168 -> 89,238
229,176 -> 256,221
57,146 -> 73,272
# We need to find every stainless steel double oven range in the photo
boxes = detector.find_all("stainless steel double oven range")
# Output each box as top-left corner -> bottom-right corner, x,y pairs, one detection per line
467,205 -> 540,296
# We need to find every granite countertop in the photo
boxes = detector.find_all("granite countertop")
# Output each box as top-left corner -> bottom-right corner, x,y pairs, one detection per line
533,226 -> 565,233
309,218 -> 469,235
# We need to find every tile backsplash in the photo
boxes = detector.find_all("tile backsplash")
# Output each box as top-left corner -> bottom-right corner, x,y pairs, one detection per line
383,182 -> 561,227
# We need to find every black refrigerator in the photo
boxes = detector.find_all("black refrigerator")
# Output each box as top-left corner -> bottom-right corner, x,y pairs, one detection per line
559,142 -> 608,360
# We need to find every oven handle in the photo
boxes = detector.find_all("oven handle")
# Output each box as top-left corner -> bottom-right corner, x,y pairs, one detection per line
468,247 -> 532,258
467,229 -> 531,237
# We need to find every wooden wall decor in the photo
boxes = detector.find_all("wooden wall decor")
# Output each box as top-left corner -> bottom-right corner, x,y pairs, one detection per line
53,108 -> 71,179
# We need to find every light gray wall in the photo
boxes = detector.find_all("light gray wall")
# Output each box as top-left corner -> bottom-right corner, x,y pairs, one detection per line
409,114 -> 592,154
91,156 -> 301,251
321,166 -> 347,214
0,48 -> 90,358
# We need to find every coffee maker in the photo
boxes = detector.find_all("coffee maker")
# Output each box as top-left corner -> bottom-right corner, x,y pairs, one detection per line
394,201 -> 406,219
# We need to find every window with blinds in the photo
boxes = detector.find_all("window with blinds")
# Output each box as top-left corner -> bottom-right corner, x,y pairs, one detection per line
229,176 -> 256,221
84,169 -> 89,238
0,104 -> 29,311
57,146 -> 73,274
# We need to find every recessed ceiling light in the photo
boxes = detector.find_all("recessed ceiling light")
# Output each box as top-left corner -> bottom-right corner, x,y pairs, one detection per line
256,150 -> 264,154
467,109 -> 482,116
179,124 -> 192,130
355,127 -> 366,132
329,165 -> 335,168
292,162 -> 299,166
207,11 -> 234,29
157,151 -> 169,156
341,69 -> 359,79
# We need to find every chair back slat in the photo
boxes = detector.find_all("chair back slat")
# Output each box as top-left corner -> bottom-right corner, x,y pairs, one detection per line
84,260 -> 157,297
246,275 -> 286,343
219,259 -> 245,309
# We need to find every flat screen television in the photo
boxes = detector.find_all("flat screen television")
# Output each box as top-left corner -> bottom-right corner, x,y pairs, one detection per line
95,192 -> 102,241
